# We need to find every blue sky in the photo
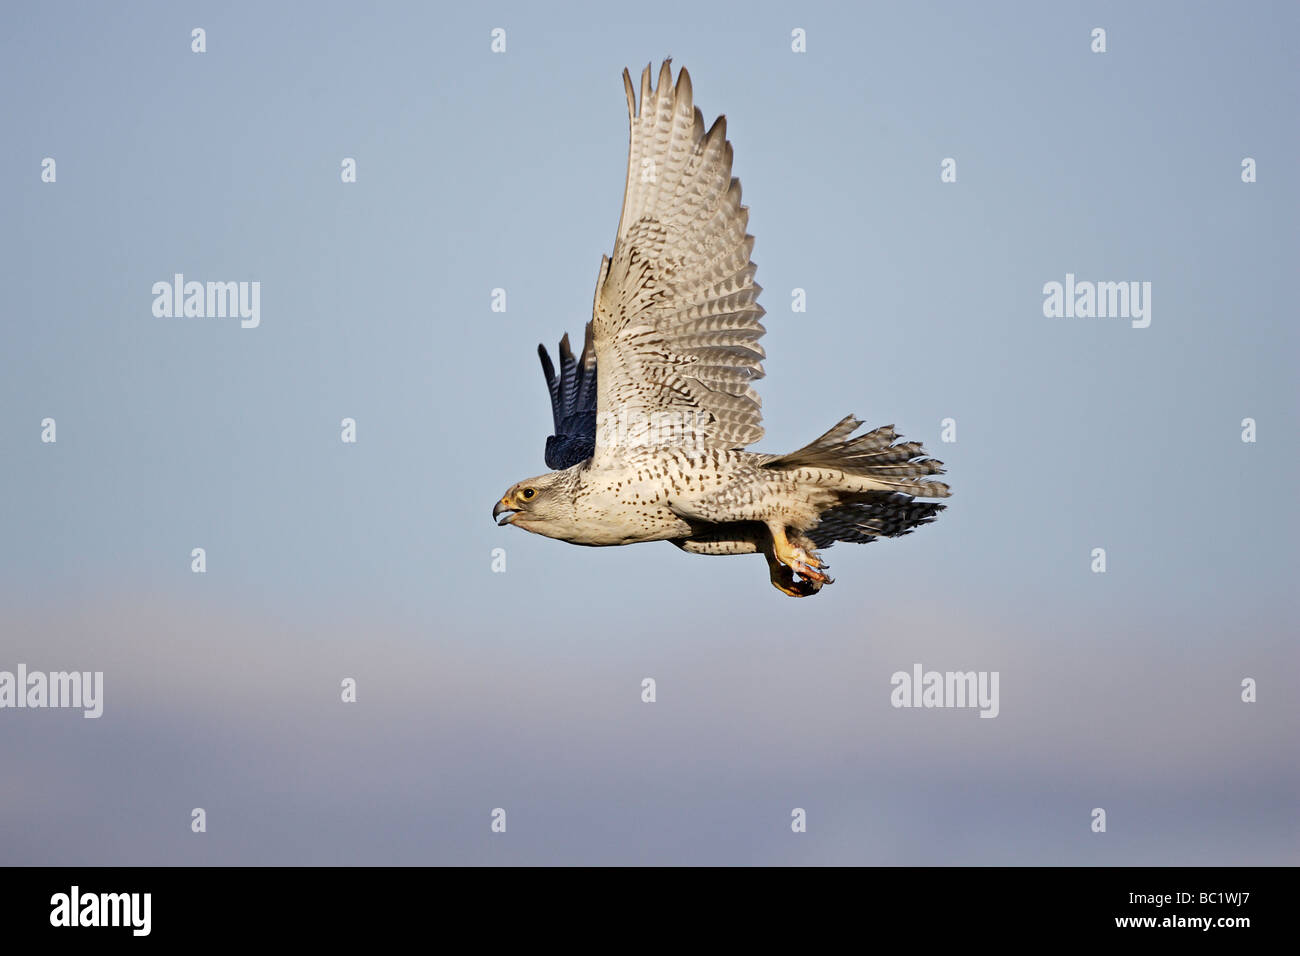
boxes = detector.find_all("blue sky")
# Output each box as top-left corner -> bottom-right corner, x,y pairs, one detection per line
2,0 -> 1295,864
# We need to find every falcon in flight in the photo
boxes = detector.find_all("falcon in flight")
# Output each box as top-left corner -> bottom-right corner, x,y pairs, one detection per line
494,61 -> 950,597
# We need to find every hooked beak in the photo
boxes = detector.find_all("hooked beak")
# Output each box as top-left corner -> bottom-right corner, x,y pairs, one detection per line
493,497 -> 518,526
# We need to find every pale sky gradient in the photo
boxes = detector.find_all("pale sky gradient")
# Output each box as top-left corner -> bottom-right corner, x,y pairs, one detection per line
2,0 -> 1296,864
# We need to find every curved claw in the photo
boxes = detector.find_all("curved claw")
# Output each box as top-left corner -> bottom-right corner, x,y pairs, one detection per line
766,550 -> 825,597
765,525 -> 835,596
787,546 -> 832,586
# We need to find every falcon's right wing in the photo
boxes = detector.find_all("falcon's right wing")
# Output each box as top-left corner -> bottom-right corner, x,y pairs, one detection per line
537,322 -> 598,470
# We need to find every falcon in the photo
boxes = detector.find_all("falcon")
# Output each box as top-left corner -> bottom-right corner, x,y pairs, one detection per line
494,61 -> 950,597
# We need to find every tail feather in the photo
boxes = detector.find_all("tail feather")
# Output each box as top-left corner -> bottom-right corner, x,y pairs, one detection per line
807,494 -> 946,550
765,413 -> 951,498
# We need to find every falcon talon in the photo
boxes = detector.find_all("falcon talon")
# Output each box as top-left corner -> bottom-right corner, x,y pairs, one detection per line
794,565 -> 830,586
493,61 -> 950,599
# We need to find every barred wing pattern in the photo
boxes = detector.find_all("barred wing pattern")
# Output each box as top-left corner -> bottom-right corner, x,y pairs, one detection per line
590,61 -> 766,457
537,323 -> 598,470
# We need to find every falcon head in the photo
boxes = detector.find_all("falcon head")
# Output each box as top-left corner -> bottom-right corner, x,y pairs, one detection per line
493,472 -> 575,537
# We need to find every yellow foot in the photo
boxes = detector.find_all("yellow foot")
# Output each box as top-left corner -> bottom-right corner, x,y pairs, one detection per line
767,525 -> 833,596
768,554 -> 822,597
785,545 -> 831,585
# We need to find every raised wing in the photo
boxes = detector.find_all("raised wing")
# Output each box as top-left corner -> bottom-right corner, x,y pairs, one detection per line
537,322 -> 597,470
591,61 -> 766,457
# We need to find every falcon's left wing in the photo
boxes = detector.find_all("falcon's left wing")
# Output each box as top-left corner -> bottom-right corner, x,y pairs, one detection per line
590,61 -> 767,458
537,322 -> 598,470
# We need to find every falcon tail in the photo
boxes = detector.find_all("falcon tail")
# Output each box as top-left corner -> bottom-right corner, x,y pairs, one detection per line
805,494 -> 946,550
764,414 -> 951,499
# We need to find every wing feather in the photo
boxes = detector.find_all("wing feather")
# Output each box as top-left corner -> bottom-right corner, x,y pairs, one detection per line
537,323 -> 598,470
592,61 -> 766,456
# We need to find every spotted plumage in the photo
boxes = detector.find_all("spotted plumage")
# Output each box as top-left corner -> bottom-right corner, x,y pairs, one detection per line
495,61 -> 950,596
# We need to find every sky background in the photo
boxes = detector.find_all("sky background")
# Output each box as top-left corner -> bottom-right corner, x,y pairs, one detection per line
2,0 -> 1296,864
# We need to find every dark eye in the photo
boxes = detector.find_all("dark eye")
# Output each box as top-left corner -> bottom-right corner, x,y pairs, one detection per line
522,488 -> 535,499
